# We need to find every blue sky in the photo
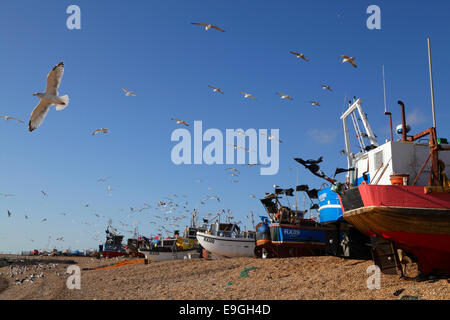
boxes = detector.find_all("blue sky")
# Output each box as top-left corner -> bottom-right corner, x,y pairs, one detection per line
1,1 -> 449,253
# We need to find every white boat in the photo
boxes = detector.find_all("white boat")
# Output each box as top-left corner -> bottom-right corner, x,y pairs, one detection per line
138,237 -> 200,262
139,248 -> 200,262
196,222 -> 256,258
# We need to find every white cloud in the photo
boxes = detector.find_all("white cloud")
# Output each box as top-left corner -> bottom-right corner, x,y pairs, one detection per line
307,129 -> 339,144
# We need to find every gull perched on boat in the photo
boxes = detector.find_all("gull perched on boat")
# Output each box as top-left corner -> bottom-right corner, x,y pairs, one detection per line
29,62 -> 69,132
208,85 -> 224,94
1,115 -> 24,123
309,101 -> 320,106
341,55 -> 357,68
321,85 -> 333,92
171,118 -> 189,126
276,92 -> 293,100
289,51 -> 309,61
241,92 -> 256,99
122,88 -> 136,96
92,128 -> 109,135
191,22 -> 226,32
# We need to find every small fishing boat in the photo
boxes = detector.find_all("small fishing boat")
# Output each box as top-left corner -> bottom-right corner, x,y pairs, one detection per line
139,232 -> 201,262
196,220 -> 256,258
255,188 -> 332,258
101,222 -> 127,258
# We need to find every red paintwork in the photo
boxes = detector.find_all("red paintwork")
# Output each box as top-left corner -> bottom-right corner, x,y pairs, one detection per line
358,184 -> 450,209
102,251 -> 127,258
343,184 -> 450,275
371,229 -> 450,274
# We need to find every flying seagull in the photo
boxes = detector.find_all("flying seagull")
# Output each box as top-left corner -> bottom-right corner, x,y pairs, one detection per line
341,55 -> 357,68
92,128 -> 109,135
276,92 -> 293,100
0,115 -> 24,123
191,22 -> 226,32
261,133 -> 282,143
29,62 -> 69,132
7,210 -> 11,217
171,118 -> 189,126
240,92 -> 256,99
289,51 -> 309,61
208,85 -> 224,94
321,85 -> 333,92
309,101 -> 320,106
0,193 -> 14,197
41,190 -> 48,197
122,88 -> 136,96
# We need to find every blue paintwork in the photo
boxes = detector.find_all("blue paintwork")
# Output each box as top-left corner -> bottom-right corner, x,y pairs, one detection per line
318,187 -> 344,223
270,224 -> 325,244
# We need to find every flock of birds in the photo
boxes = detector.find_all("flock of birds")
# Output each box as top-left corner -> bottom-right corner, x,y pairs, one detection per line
1,18 -> 360,252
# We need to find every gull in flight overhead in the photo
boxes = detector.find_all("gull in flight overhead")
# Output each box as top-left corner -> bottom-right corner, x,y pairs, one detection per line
208,85 -> 224,94
341,55 -> 357,68
261,133 -> 282,143
97,177 -> 110,182
276,92 -> 293,100
41,190 -> 48,197
321,85 -> 333,92
29,62 -> 69,132
309,100 -> 320,106
7,210 -> 11,217
289,51 -> 309,61
171,118 -> 189,126
92,128 -> 109,135
240,92 -> 256,100
228,144 -> 256,152
122,88 -> 136,96
191,22 -> 226,32
0,115 -> 24,123
0,193 -> 14,197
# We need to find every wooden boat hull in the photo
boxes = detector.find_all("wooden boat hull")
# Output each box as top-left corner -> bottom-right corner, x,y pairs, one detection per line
340,184 -> 450,275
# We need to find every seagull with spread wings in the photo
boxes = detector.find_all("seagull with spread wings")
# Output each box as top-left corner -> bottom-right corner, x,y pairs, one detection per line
261,133 -> 282,143
321,85 -> 333,91
241,92 -> 256,99
92,128 -> 109,135
191,22 -> 226,32
122,88 -> 136,96
341,55 -> 357,68
289,51 -> 309,61
29,62 -> 69,132
208,85 -> 224,94
1,115 -> 24,123
309,100 -> 321,106
276,92 -> 294,100
171,118 -> 190,126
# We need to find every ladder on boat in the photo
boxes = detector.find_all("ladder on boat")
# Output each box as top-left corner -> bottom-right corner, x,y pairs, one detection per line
370,237 -> 402,275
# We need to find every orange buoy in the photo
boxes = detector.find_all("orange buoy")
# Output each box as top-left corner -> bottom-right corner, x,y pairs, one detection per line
390,174 -> 409,186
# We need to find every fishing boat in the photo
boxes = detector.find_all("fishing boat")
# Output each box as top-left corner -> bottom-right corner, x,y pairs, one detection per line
139,231 -> 201,262
101,222 -> 127,258
196,216 -> 256,258
335,93 -> 450,275
255,188 -> 333,258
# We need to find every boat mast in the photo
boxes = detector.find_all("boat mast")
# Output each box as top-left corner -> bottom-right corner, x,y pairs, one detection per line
427,38 -> 437,133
